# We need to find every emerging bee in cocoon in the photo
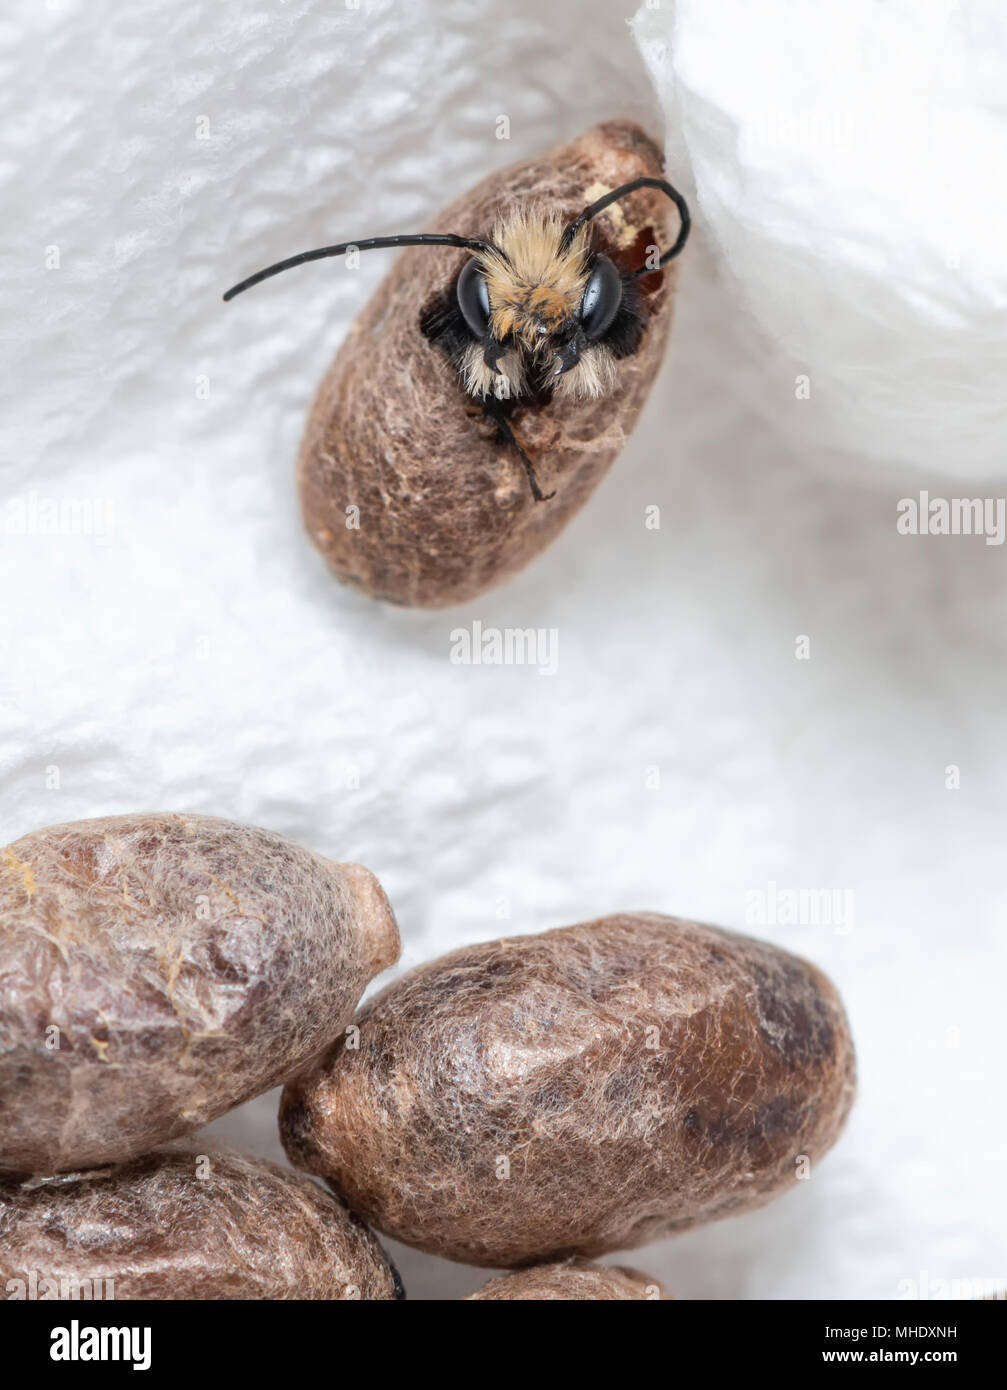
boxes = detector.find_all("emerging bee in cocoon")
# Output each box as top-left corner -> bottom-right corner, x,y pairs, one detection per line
223,175 -> 689,502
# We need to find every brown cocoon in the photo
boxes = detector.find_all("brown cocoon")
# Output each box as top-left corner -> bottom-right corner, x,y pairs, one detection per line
0,813 -> 400,1174
281,914 -> 856,1267
0,1144 -> 402,1300
468,1259 -> 669,1301
298,119 -> 678,607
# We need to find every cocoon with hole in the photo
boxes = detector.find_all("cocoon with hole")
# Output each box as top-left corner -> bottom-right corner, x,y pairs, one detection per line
298,120 -> 680,607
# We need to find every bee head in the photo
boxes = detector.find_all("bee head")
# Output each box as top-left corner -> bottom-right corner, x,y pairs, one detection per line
224,175 -> 688,409
453,214 -> 631,399
223,174 -> 688,503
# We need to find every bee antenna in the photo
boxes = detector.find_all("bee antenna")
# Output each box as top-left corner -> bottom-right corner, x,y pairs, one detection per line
223,233 -> 495,302
561,177 -> 691,274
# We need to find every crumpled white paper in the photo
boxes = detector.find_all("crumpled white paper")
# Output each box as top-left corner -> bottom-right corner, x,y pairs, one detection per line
634,0 -> 1007,481
1,0 -> 1003,1299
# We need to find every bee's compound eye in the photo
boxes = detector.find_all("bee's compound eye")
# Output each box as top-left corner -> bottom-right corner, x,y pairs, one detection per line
456,257 -> 491,339
579,255 -> 623,341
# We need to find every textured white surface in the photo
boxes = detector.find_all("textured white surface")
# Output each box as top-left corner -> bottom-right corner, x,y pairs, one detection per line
1,0 -> 1004,1300
635,0 -> 1007,481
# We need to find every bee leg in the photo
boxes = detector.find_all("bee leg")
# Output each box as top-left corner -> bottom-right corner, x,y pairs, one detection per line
481,398 -> 556,503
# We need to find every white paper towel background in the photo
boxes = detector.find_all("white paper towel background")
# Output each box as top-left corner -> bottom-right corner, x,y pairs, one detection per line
1,0 -> 1004,1300
635,0 -> 1007,482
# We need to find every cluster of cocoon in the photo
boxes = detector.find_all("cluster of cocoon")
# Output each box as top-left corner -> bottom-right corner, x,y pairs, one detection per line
1,816 -> 855,1298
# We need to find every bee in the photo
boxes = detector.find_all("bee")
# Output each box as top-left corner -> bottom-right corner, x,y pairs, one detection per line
224,176 -> 689,502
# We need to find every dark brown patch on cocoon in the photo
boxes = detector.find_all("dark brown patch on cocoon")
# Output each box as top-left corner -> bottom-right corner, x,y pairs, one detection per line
280,914 -> 856,1267
467,1258 -> 670,1301
750,957 -> 837,1067
0,813 -> 400,1174
0,1144 -> 400,1299
298,120 -> 679,608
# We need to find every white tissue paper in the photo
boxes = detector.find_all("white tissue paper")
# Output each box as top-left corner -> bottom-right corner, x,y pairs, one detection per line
634,0 -> 1007,482
1,0 -> 1003,1299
